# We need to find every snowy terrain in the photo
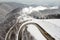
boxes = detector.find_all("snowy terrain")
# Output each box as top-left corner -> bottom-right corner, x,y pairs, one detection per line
0,2 -> 60,40
17,5 -> 60,40
18,11 -> 60,40
24,19 -> 60,40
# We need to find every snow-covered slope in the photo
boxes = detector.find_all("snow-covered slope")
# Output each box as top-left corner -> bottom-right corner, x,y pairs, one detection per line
21,18 -> 60,40
17,6 -> 60,40
39,19 -> 60,40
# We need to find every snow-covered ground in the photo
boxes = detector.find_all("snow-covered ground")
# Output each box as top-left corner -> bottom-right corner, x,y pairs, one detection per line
18,6 -> 60,40
27,24 -> 46,40
23,19 -> 60,40
18,10 -> 60,40
38,19 -> 60,40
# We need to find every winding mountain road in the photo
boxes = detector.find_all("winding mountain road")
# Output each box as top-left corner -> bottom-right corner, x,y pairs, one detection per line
5,19 -> 56,40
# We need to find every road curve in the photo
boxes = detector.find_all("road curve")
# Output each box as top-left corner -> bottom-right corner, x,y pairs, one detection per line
5,20 -> 55,40
17,21 -> 55,40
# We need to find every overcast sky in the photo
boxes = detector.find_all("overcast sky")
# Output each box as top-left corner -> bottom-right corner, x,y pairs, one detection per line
0,0 -> 60,5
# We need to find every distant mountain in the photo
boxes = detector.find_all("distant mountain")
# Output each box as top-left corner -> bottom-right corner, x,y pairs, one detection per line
0,2 -> 60,23
29,7 -> 60,19
0,2 -> 28,23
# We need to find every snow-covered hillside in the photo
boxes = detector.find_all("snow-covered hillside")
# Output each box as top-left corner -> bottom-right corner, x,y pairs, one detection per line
24,19 -> 60,40
17,5 -> 60,40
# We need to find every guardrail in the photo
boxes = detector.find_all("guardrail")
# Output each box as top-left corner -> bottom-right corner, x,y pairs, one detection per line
5,20 -> 55,40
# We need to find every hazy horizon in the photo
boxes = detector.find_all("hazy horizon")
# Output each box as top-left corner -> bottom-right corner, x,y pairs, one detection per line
0,0 -> 60,5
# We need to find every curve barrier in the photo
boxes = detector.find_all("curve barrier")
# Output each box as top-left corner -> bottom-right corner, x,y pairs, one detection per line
5,20 -> 55,40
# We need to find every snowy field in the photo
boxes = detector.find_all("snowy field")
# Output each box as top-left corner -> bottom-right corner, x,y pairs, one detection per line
25,19 -> 60,40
